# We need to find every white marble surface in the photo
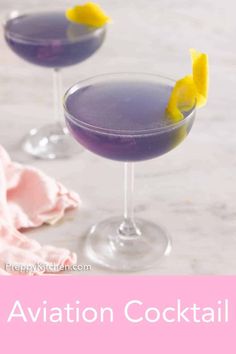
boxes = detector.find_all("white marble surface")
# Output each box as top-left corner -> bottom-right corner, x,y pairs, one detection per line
0,0 -> 236,274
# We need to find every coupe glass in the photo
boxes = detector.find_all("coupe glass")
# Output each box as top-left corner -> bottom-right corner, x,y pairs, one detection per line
4,9 -> 106,159
64,73 -> 196,271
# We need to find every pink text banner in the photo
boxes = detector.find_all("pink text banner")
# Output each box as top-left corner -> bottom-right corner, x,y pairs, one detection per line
0,276 -> 236,353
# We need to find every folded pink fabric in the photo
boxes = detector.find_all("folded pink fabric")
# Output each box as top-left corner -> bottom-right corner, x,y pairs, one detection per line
0,145 -> 79,275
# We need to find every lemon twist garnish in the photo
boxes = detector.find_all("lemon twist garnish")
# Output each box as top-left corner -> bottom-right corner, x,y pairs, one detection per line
190,49 -> 208,108
166,49 -> 209,121
66,2 -> 111,27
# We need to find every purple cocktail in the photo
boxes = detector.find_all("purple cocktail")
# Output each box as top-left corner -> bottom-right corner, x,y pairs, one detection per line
4,10 -> 106,159
5,12 -> 105,68
64,73 -> 196,271
65,77 -> 194,162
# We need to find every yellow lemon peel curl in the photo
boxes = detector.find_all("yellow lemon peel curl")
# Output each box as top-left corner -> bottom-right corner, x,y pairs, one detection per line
66,2 -> 111,27
166,49 -> 209,121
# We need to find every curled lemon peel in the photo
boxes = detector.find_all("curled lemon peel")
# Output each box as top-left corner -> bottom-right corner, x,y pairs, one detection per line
190,49 -> 208,108
66,2 -> 111,27
166,75 -> 197,122
166,49 -> 209,121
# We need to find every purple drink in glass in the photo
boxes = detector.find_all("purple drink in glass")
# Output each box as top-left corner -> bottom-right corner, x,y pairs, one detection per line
4,10 -> 107,159
64,73 -> 196,272
65,75 -> 195,162
4,11 -> 106,68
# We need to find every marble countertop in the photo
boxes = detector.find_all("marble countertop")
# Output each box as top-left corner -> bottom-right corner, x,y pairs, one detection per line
0,0 -> 235,275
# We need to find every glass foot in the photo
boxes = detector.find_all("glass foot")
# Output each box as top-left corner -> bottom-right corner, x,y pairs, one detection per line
85,217 -> 172,272
23,123 -> 82,159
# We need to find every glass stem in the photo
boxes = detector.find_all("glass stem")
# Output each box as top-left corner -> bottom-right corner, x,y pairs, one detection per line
53,68 -> 64,128
119,162 -> 141,237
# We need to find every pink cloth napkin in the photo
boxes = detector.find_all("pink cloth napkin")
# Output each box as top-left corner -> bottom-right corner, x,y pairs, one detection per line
0,145 -> 79,275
